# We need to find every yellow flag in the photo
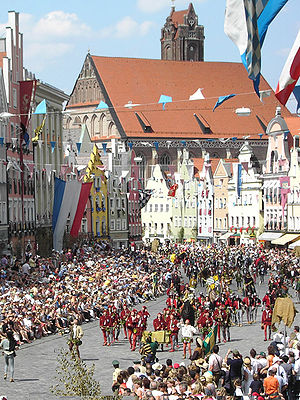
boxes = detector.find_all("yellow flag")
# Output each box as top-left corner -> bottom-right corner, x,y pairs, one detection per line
32,116 -> 46,142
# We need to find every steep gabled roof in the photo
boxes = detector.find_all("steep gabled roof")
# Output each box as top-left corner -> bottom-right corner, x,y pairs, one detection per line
90,55 -> 291,141
0,52 -> 6,69
285,116 -> 300,136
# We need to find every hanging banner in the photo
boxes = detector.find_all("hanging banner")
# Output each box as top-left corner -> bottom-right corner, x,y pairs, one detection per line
279,176 -> 290,217
237,163 -> 242,198
19,80 -> 36,128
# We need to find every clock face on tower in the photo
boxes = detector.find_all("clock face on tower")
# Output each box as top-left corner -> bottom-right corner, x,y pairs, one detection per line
188,18 -> 194,27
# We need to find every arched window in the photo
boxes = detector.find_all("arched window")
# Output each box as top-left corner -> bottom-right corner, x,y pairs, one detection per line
165,46 -> 171,60
91,114 -> 97,137
159,153 -> 171,167
99,113 -> 105,136
65,117 -> 72,130
108,122 -> 115,137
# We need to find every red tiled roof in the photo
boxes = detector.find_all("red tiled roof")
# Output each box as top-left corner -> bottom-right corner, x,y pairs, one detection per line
90,56 -> 291,140
285,116 -> 300,136
0,52 -> 6,69
171,10 -> 187,26
67,101 -> 98,109
192,157 -> 204,178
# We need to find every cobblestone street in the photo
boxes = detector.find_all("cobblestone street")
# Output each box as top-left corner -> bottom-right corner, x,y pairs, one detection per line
1,280 -> 299,399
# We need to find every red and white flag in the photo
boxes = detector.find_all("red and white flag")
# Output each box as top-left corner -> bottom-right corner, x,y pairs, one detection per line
275,29 -> 300,106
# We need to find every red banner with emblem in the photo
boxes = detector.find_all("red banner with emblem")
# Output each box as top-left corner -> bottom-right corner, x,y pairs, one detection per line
19,80 -> 36,128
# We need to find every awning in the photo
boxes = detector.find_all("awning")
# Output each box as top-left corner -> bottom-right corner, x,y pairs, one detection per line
289,239 -> 300,249
271,233 -> 300,245
258,232 -> 283,241
218,232 -> 231,240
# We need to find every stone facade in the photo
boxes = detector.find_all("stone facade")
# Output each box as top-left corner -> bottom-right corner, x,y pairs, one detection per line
161,3 -> 204,61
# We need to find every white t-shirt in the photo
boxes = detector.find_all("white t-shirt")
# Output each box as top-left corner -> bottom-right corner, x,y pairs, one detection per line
181,324 -> 197,338
22,263 -> 30,275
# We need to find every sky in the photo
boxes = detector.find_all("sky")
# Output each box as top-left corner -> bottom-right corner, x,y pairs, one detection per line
0,0 -> 299,110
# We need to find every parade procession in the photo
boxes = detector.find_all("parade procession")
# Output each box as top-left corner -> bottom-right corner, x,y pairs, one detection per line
0,0 -> 299,399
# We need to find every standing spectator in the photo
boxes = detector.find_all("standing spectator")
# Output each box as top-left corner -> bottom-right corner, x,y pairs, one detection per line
208,345 -> 223,386
242,357 -> 254,395
263,368 -> 280,397
0,330 -> 17,382
224,349 -> 243,394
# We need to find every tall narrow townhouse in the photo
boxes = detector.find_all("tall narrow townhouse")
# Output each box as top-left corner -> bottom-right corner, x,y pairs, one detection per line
0,12 -> 35,257
228,143 -> 263,245
0,70 -> 8,253
171,150 -> 197,242
213,159 -> 235,243
142,164 -> 173,244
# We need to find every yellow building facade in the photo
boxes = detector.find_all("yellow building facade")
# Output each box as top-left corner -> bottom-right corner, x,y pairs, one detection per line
84,145 -> 108,238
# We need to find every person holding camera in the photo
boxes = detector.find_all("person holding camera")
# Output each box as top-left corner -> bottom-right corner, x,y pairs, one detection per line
0,330 -> 17,382
224,348 -> 243,394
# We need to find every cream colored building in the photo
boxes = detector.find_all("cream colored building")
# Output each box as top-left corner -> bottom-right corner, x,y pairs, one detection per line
228,143 -> 263,244
171,151 -> 198,242
142,164 -> 172,243
286,117 -> 300,240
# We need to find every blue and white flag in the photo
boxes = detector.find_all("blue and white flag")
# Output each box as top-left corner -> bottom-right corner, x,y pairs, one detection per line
224,0 -> 289,94
213,94 -> 236,111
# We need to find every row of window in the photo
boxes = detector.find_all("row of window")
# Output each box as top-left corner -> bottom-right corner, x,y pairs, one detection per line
174,199 -> 196,208
110,219 -> 127,231
145,203 -> 170,213
174,216 -> 197,228
8,199 -> 34,223
215,218 -> 228,230
288,216 -> 300,230
230,216 -> 256,227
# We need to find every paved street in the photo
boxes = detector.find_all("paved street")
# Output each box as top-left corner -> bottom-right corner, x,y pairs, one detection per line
1,278 -> 299,400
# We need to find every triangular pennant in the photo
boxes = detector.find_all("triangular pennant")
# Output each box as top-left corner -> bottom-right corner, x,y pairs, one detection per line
241,162 -> 249,173
50,141 -> 56,153
96,100 -> 109,110
158,94 -> 172,110
34,99 -> 47,115
189,88 -> 205,100
76,142 -> 82,154
213,94 -> 236,112
37,139 -> 43,149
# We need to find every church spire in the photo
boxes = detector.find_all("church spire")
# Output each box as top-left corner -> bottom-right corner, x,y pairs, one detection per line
171,0 -> 175,11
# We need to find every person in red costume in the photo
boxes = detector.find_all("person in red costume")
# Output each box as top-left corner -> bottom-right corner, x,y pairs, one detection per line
120,305 -> 130,339
261,305 -> 272,341
126,310 -> 139,351
166,312 -> 179,352
153,312 -> 166,352
99,309 -> 112,346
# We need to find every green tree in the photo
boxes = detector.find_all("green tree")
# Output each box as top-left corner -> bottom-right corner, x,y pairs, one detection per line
50,348 -> 102,399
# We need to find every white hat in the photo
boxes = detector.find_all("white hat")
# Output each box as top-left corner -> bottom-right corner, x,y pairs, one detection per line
152,362 -> 163,371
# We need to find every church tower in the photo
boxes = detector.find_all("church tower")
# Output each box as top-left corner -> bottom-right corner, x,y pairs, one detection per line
161,2 -> 205,61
